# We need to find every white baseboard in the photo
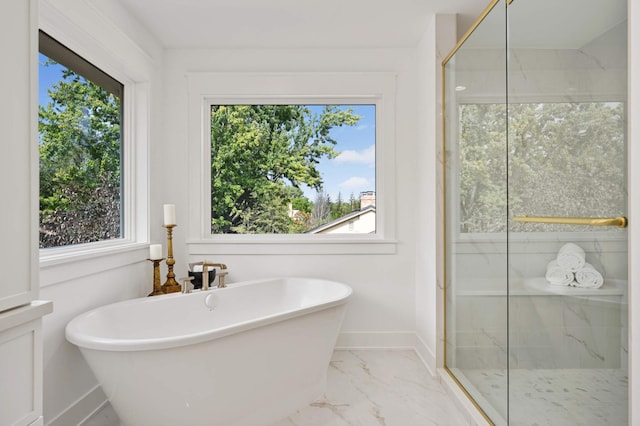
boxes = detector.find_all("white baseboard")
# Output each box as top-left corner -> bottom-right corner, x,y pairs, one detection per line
46,385 -> 108,426
336,331 -> 437,376
414,334 -> 437,376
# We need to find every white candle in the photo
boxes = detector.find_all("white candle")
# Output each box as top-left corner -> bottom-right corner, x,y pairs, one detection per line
163,204 -> 176,226
149,244 -> 163,260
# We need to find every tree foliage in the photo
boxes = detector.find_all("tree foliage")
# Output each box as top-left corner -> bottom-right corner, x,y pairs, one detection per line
311,191 -> 332,229
39,60 -> 122,247
330,192 -> 360,220
210,105 -> 360,234
39,174 -> 120,247
459,103 -> 508,233
459,102 -> 626,233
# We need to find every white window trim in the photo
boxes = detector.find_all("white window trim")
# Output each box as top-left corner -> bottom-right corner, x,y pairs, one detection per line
38,3 -> 150,285
186,72 -> 397,255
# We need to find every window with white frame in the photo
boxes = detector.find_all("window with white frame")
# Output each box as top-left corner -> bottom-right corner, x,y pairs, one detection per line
38,30 -> 124,248
186,72 -> 396,253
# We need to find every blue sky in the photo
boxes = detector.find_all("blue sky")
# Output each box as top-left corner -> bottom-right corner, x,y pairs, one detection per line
303,105 -> 376,202
39,53 -> 65,106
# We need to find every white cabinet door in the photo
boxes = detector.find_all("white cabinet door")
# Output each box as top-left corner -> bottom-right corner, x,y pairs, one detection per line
0,301 -> 52,426
0,0 -> 38,313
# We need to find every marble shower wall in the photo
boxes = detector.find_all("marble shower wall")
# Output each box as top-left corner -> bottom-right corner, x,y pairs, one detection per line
453,293 -> 626,370
448,237 -> 627,371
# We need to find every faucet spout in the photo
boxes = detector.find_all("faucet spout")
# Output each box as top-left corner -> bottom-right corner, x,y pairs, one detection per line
200,262 -> 228,290
201,262 -> 214,291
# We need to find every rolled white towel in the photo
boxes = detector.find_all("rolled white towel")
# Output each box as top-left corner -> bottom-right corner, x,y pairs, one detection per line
574,262 -> 604,289
556,243 -> 586,272
545,260 -> 574,286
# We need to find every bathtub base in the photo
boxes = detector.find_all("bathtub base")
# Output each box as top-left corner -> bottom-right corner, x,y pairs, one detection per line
81,305 -> 345,426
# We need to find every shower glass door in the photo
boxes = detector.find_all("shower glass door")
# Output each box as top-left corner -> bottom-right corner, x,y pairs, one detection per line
443,0 -> 629,424
506,0 -> 628,424
443,1 -> 509,422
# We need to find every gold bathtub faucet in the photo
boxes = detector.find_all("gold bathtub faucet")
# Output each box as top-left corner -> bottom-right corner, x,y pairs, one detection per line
200,261 -> 228,290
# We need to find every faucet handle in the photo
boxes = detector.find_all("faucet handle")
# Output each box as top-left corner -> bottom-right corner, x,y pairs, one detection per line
217,268 -> 228,288
179,276 -> 195,294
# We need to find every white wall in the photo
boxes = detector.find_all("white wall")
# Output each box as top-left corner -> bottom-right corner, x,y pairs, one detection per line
161,47 -> 423,347
415,14 -> 457,374
41,263 -> 148,425
37,1 -> 164,424
35,4 -> 454,422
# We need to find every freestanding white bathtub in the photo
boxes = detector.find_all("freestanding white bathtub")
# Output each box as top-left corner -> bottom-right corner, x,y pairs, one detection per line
65,277 -> 351,426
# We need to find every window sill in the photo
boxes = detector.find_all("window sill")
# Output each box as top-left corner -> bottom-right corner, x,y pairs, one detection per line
39,241 -> 149,287
187,237 -> 397,255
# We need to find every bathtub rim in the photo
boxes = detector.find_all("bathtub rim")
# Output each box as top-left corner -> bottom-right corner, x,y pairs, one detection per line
65,276 -> 352,352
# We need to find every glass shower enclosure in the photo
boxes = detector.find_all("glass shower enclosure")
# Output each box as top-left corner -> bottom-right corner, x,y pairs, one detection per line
443,0 -> 628,424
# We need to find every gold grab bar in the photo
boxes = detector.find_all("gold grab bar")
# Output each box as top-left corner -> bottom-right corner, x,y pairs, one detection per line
512,216 -> 628,228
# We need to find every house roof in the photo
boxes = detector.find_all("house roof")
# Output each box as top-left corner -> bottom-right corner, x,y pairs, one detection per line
307,205 -> 376,234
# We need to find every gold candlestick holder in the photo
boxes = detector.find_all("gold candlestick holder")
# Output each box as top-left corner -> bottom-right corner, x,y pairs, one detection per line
161,224 -> 182,293
147,258 -> 165,296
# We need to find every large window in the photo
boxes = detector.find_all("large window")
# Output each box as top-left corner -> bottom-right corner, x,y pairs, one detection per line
186,72 -> 396,253
38,31 -> 124,248
458,101 -> 626,233
209,104 -> 376,235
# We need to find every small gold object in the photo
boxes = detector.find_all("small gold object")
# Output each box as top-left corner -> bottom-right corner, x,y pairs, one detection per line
194,262 -> 228,289
207,262 -> 228,288
217,268 -> 228,288
161,224 -> 182,293
513,215 -> 628,228
147,258 -> 165,296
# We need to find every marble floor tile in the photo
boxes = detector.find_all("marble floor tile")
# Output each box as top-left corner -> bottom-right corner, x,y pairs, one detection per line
84,351 -> 629,425
270,350 -> 468,426
80,350 -> 467,426
462,368 -> 628,425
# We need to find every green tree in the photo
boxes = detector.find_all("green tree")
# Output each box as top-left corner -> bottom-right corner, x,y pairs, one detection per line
39,59 -> 122,247
210,105 -> 360,233
348,192 -> 360,212
311,190 -> 332,228
39,174 -> 120,247
508,102 -> 625,231
458,102 -> 625,233
330,191 -> 356,220
290,190 -> 313,215
459,103 -> 508,232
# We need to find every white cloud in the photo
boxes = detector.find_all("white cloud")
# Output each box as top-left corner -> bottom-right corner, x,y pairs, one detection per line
338,176 -> 370,191
335,144 -> 375,166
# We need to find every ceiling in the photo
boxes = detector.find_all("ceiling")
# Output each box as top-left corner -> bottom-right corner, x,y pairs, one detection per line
464,0 -> 627,49
114,0 -> 487,49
